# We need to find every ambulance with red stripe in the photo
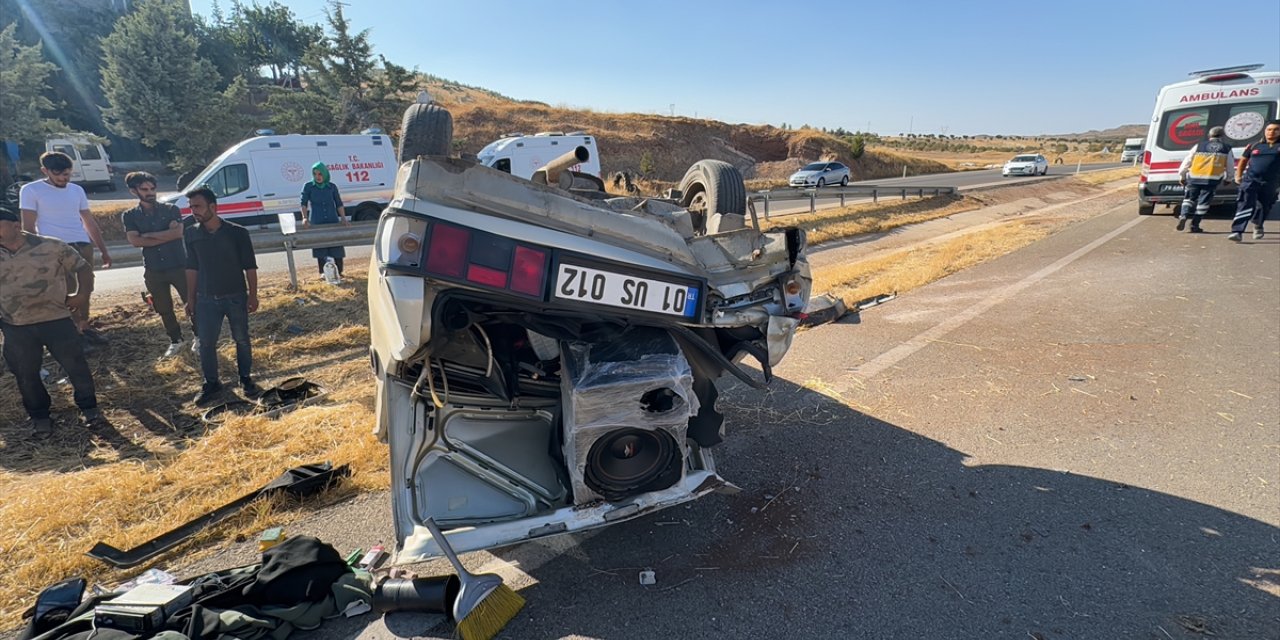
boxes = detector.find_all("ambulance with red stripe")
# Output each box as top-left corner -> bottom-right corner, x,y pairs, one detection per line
162,133 -> 397,224
1139,64 -> 1279,215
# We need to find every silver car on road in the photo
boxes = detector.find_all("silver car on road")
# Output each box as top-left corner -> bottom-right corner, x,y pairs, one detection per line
789,161 -> 851,188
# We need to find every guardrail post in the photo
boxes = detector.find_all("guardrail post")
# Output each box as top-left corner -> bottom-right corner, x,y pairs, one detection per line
1076,159 -> 1082,175
839,191 -> 845,207
809,190 -> 816,213
873,189 -> 878,204
917,188 -> 923,199
763,192 -> 770,219
901,188 -> 906,201
284,238 -> 298,291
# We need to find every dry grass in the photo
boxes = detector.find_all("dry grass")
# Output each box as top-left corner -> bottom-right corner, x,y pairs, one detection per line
87,203 -> 131,243
0,271 -> 385,625
764,194 -> 974,245
1072,165 -> 1141,186
813,218 -> 1065,307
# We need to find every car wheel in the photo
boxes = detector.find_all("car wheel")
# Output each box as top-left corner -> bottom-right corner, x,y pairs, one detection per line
352,202 -> 383,222
817,178 -> 826,189
840,175 -> 849,187
678,160 -> 746,233
398,102 -> 453,162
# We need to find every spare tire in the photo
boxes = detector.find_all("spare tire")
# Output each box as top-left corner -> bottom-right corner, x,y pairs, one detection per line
677,160 -> 746,216
398,102 -> 453,161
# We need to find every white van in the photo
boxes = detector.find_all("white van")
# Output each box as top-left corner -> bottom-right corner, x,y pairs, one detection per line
163,133 -> 397,223
1139,65 -> 1279,215
475,132 -> 602,180
45,137 -> 113,191
1120,137 -> 1144,163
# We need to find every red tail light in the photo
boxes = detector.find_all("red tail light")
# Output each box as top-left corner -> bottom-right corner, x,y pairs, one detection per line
423,221 -> 549,298
426,224 -> 468,277
510,246 -> 547,296
1139,150 -> 1152,184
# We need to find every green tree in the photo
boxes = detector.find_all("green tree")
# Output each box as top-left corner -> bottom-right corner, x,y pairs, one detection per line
0,22 -> 69,146
100,0 -> 249,170
847,135 -> 865,159
639,151 -> 655,175
0,0 -> 117,135
269,1 -> 417,134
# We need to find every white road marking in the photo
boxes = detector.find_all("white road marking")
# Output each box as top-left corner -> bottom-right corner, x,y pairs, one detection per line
845,212 -> 1147,384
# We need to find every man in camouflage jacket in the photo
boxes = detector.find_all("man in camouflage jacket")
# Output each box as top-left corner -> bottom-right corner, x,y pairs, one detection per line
0,203 -> 101,435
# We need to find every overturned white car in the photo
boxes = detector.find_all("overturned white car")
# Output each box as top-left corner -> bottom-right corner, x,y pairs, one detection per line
369,101 -> 812,562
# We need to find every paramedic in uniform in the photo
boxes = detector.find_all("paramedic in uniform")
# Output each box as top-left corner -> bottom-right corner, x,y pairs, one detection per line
1175,126 -> 1234,233
1229,119 -> 1280,242
300,161 -> 350,276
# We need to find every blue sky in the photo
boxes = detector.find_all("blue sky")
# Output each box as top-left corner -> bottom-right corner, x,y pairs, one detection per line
192,0 -> 1280,136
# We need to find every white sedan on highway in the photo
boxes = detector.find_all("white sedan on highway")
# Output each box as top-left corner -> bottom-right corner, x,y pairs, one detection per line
789,162 -> 851,188
1002,154 -> 1049,177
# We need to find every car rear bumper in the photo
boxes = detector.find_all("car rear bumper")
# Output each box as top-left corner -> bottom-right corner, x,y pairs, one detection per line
1140,182 -> 1239,205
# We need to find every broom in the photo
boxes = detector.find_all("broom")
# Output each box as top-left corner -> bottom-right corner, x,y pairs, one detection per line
424,517 -> 525,640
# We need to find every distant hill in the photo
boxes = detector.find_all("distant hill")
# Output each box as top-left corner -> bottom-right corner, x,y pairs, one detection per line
1049,124 -> 1148,140
422,79 -> 948,184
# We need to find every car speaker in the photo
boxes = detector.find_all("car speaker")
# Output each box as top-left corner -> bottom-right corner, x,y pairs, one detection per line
560,329 -> 699,504
583,427 -> 683,501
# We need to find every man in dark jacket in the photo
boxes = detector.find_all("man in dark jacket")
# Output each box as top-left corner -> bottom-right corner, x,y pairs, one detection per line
183,187 -> 263,405
1229,119 -> 1280,242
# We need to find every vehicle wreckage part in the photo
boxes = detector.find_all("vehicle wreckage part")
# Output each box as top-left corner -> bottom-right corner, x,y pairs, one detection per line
398,102 -> 452,161
373,576 -> 461,616
561,329 -> 697,504
86,463 -> 350,568
395,469 -> 726,563
414,450 -> 540,526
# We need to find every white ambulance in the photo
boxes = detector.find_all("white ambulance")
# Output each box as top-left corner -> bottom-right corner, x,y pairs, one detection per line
1139,64 -> 1280,215
163,133 -> 397,223
45,136 -> 114,192
475,132 -> 602,180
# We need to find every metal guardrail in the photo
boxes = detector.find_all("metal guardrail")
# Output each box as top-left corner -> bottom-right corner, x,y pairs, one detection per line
104,221 -> 380,269
103,186 -> 957,268
748,184 -> 958,219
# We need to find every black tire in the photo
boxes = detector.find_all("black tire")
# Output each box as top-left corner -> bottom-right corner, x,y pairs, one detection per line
352,202 -> 383,222
1138,202 -> 1155,216
817,178 -> 826,189
398,102 -> 453,162
677,160 -> 746,216
1042,167 -> 1048,175
840,175 -> 849,187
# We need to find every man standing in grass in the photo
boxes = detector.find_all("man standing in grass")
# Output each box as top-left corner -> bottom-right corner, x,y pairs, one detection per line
18,151 -> 112,341
1229,119 -> 1280,242
122,172 -> 193,358
1175,126 -> 1234,234
183,186 -> 262,405
0,203 -> 102,435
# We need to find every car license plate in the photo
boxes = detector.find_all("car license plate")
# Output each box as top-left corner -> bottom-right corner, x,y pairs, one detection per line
554,263 -> 699,318
1160,184 -> 1183,193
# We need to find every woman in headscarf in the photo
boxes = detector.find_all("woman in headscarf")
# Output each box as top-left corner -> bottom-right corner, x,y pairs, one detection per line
300,161 -> 350,275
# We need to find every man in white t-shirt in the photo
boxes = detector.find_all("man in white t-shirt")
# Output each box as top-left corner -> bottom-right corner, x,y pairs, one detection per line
19,151 -> 112,336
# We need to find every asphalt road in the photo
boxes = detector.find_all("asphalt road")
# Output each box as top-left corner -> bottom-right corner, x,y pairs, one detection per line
164,195 -> 1277,639
750,162 -> 1124,218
